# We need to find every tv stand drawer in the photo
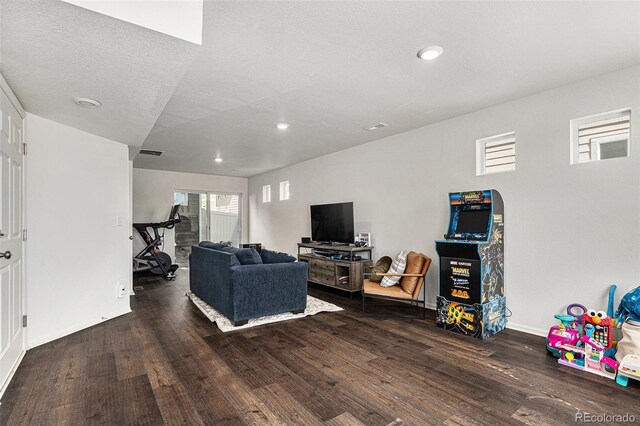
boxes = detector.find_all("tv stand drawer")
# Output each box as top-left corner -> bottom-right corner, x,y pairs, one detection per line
309,258 -> 334,272
309,269 -> 336,286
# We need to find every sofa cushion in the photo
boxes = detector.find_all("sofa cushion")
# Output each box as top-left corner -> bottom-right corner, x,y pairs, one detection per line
220,246 -> 263,265
370,256 -> 392,283
198,241 -> 231,250
400,251 -> 425,294
380,250 -> 408,288
260,249 -> 296,264
236,248 -> 263,265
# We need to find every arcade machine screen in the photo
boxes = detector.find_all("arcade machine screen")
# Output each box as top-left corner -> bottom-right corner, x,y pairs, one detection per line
456,209 -> 491,234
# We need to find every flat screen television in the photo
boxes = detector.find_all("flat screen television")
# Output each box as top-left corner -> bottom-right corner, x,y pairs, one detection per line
310,202 -> 354,244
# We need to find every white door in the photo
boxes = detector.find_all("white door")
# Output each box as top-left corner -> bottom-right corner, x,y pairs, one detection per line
0,82 -> 24,393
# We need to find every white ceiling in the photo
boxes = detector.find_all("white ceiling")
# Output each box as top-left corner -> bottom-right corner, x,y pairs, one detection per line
1,1 -> 639,175
0,0 -> 199,146
135,1 -> 640,177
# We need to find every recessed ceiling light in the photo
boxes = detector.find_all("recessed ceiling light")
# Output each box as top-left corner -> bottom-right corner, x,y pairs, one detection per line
73,97 -> 102,108
417,46 -> 444,61
214,157 -> 223,163
365,123 -> 389,131
276,122 -> 289,130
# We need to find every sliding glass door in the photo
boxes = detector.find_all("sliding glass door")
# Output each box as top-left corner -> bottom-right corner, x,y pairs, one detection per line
174,192 -> 204,264
208,193 -> 241,246
174,191 -> 242,264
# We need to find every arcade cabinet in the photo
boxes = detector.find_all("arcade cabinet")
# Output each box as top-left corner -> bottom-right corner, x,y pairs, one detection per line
435,189 -> 506,339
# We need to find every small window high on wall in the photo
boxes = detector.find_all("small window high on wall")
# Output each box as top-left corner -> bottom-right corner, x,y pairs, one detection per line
262,185 -> 271,203
571,109 -> 631,164
476,132 -> 516,175
279,181 -> 290,201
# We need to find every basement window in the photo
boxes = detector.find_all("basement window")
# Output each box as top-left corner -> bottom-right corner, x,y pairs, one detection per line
571,109 -> 631,164
279,181 -> 290,201
262,185 -> 271,203
476,132 -> 516,175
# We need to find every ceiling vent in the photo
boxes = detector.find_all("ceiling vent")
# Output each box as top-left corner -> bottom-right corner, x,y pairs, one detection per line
139,149 -> 163,156
365,123 -> 389,131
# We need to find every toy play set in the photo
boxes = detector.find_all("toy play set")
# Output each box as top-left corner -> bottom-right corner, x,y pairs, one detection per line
546,285 -> 640,387
617,354 -> 640,387
435,189 -> 506,340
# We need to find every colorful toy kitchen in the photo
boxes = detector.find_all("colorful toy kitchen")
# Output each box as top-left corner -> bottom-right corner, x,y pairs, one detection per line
546,285 -> 640,387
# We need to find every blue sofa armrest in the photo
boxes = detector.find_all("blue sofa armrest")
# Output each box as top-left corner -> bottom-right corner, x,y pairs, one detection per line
189,245 -> 238,319
229,262 -> 308,321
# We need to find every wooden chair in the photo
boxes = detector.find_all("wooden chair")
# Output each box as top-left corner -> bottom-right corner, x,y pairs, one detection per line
361,253 -> 432,319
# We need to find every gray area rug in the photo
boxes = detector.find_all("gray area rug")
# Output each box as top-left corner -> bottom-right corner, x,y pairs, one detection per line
186,292 -> 343,332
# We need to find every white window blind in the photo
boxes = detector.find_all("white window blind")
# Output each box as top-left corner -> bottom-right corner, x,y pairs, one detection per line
476,132 -> 516,175
573,110 -> 630,164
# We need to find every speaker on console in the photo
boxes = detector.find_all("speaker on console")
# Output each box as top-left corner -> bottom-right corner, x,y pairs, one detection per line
301,237 -> 311,243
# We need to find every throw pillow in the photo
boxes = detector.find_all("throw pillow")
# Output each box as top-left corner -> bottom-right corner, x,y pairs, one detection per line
369,256 -> 392,283
260,249 -> 296,264
380,250 -> 408,288
198,241 -> 229,250
400,252 -> 425,294
220,246 -> 263,265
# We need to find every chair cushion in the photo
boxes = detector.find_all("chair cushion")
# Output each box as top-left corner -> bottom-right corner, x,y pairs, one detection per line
380,250 -> 408,287
400,252 -> 425,294
370,256 -> 392,283
363,279 -> 414,300
220,246 -> 263,265
260,249 -> 296,264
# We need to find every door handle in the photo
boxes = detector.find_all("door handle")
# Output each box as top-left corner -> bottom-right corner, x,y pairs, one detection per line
1,251 -> 11,260
129,236 -> 133,240
0,229 -> 4,237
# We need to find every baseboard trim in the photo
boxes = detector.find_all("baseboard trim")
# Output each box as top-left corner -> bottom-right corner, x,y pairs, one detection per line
506,321 -> 547,337
0,349 -> 26,401
27,308 -> 132,349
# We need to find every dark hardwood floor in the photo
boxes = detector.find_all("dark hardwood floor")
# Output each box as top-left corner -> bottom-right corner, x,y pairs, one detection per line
1,267 -> 638,425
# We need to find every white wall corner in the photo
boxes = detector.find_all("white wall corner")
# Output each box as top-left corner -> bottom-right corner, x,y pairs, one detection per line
27,308 -> 131,349
62,0 -> 203,45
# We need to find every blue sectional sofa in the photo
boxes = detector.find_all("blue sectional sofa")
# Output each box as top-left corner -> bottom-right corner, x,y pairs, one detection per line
189,243 -> 308,326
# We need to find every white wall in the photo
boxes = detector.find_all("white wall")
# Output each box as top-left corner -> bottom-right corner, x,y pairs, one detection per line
249,66 -> 640,336
132,168 -> 248,260
26,114 -> 131,348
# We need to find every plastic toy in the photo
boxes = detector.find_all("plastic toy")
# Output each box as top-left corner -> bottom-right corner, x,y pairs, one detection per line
567,303 -> 586,325
582,309 -> 614,350
546,313 -> 580,358
616,354 -> 640,387
547,285 -> 622,378
557,324 -> 619,380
